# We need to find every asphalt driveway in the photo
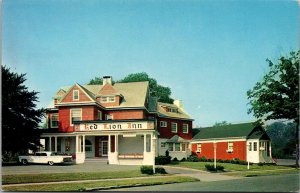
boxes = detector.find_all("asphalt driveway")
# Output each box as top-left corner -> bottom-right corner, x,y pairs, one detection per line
2,159 -> 140,175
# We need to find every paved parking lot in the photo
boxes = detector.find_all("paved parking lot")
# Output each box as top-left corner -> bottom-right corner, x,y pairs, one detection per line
2,159 -> 140,175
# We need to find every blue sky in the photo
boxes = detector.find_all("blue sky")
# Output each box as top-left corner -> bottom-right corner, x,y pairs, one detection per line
2,0 -> 299,127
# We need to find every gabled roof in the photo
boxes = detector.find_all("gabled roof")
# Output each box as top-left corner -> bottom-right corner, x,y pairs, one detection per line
53,81 -> 149,108
192,122 -> 260,140
166,135 -> 189,143
59,83 -> 95,103
157,102 -> 192,120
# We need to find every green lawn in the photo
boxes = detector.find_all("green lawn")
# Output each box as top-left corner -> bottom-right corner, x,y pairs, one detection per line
169,161 -> 294,171
3,176 -> 199,191
2,170 -> 150,185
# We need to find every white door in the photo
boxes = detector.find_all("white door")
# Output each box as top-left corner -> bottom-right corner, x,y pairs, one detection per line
102,141 -> 108,156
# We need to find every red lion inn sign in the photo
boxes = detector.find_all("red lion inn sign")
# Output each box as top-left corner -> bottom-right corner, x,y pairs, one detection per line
74,121 -> 155,132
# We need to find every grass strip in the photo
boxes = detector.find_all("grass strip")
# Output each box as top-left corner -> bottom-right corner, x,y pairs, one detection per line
2,176 -> 199,191
170,161 -> 293,171
2,170 -> 147,185
224,168 -> 299,177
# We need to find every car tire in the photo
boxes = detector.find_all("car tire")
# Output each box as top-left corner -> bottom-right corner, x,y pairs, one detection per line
21,159 -> 28,165
48,161 -> 54,166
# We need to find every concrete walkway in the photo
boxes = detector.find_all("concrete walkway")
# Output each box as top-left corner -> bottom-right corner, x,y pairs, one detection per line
160,165 -> 243,182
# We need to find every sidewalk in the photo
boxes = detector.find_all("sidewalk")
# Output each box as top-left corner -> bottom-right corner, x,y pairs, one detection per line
159,165 -> 243,181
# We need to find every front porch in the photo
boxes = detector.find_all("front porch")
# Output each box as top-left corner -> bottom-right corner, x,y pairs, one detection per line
40,132 -> 157,165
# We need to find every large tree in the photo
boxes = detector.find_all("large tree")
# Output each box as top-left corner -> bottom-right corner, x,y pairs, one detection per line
247,50 -> 299,166
2,66 -> 44,156
88,72 -> 174,103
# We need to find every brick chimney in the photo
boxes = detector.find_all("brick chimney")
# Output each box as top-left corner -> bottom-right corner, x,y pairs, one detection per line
103,76 -> 112,85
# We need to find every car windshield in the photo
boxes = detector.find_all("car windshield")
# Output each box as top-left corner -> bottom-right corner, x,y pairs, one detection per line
50,152 -> 57,156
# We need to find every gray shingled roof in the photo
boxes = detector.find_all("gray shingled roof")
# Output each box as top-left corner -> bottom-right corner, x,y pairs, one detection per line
54,82 -> 149,108
157,102 -> 192,120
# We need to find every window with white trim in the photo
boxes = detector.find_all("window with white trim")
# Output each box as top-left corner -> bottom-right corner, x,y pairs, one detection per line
181,143 -> 186,151
161,142 -> 166,148
106,114 -> 113,120
183,124 -> 189,133
175,143 -> 180,151
98,110 -> 102,120
168,143 -> 174,151
101,96 -> 115,103
51,113 -> 59,128
227,142 -> 233,152
70,108 -> 82,125
196,144 -> 202,153
160,121 -> 167,127
253,142 -> 257,151
249,142 -> 252,151
108,96 -> 115,102
73,90 -> 79,101
171,122 -> 177,133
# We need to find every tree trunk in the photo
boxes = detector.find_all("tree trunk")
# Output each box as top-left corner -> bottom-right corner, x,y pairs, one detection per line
296,122 -> 299,168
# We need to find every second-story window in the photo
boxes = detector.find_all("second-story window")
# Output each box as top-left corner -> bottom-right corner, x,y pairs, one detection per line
51,113 -> 59,128
171,122 -> 177,133
70,108 -> 82,125
73,90 -> 79,101
106,114 -> 113,120
160,121 -> 167,127
183,124 -> 189,133
98,110 -> 102,120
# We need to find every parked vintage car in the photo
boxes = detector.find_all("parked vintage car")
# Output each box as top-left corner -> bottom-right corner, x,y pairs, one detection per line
18,151 -> 73,165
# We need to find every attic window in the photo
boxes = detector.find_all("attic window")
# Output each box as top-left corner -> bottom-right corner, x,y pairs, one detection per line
167,107 -> 178,113
101,96 -> 115,103
73,90 -> 79,101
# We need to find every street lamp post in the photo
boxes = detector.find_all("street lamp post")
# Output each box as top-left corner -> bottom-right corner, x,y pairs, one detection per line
214,140 -> 217,169
247,143 -> 250,170
152,134 -> 157,174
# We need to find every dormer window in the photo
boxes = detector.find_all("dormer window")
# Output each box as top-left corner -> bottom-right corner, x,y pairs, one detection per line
101,96 -> 115,103
73,90 -> 79,101
167,107 -> 178,113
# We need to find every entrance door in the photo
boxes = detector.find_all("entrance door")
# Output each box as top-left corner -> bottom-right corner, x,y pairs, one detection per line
102,141 -> 108,156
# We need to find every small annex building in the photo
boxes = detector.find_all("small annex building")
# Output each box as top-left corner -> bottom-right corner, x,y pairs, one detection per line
191,122 -> 274,163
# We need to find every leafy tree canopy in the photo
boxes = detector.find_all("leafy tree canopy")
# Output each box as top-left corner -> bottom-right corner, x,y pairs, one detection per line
266,121 -> 297,158
213,121 -> 230,127
88,72 -> 174,103
247,50 -> 299,124
2,66 -> 45,154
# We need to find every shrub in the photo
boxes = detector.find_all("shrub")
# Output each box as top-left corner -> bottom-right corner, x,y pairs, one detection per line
205,164 -> 225,172
165,150 -> 169,157
172,157 -> 178,162
223,159 -> 231,163
187,155 -> 200,162
199,156 -> 207,162
217,159 -> 223,163
216,165 -> 224,171
155,156 -> 171,165
258,162 -> 265,166
207,158 -> 213,162
140,166 -> 154,175
180,158 -> 186,162
155,167 -> 167,174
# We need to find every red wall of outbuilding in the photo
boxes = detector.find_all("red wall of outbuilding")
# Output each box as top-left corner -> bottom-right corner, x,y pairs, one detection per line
191,141 -> 247,161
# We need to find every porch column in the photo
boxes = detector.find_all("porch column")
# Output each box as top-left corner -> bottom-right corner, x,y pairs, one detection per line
76,135 -> 79,153
115,135 -> 118,153
82,135 -> 85,153
269,142 -> 272,159
54,137 -> 58,152
49,137 -> 52,151
144,134 -> 146,152
108,135 -> 111,153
